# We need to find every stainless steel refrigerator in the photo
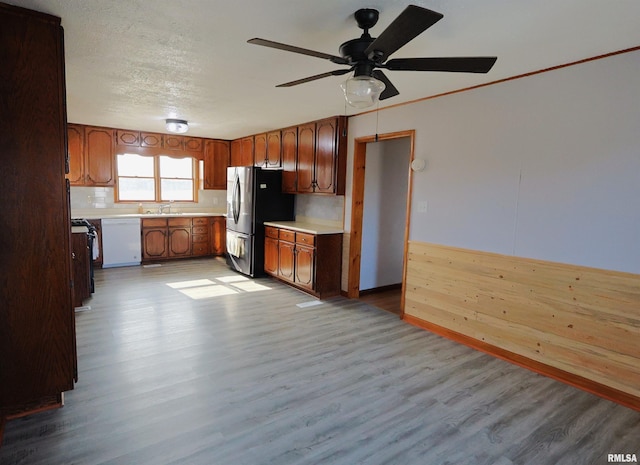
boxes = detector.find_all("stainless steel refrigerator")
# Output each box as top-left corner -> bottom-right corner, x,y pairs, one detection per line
226,166 -> 294,277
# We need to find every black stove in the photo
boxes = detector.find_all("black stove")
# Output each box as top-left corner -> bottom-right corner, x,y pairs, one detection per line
71,218 -> 97,293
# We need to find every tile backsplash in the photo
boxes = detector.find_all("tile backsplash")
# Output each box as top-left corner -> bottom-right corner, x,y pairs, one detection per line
71,186 -> 345,226
70,186 -> 226,214
294,194 -> 344,225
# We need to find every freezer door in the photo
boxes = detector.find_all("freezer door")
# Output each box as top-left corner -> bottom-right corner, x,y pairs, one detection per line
226,229 -> 254,276
227,167 -> 254,234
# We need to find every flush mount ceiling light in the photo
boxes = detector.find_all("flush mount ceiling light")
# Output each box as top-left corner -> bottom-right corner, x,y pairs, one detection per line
340,75 -> 385,109
165,118 -> 189,134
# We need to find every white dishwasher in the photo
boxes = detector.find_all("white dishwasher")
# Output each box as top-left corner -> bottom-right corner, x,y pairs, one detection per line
101,218 -> 141,268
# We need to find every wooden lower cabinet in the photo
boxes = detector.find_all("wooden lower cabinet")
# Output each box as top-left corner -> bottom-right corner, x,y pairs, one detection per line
168,227 -> 191,257
192,217 -> 210,256
264,237 -> 279,275
277,240 -> 295,283
210,217 -> 226,256
142,218 -> 168,260
294,244 -> 314,290
142,225 -> 168,260
142,216 -> 225,262
168,217 -> 192,257
264,226 -> 342,298
71,232 -> 91,308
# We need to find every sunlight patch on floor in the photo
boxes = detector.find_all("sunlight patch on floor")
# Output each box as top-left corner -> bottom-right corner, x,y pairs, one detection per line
296,300 -> 323,308
216,275 -> 250,283
166,275 -> 272,299
229,281 -> 272,292
179,285 -> 238,299
166,279 -> 216,289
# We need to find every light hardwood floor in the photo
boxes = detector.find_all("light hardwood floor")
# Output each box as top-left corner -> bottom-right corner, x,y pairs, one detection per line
1,258 -> 638,465
358,287 -> 402,316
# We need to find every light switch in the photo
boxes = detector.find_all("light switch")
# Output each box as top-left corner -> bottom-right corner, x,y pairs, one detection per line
417,200 -> 428,213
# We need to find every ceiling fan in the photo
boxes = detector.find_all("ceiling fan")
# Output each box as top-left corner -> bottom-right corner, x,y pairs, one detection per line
248,5 -> 497,108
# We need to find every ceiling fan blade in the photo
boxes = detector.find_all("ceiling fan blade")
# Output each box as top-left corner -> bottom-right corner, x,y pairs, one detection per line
276,69 -> 351,87
248,38 -> 349,65
386,57 -> 498,73
372,70 -> 399,100
365,5 -> 443,62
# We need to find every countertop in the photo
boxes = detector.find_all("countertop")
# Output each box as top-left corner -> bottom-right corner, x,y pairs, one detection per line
263,221 -> 344,235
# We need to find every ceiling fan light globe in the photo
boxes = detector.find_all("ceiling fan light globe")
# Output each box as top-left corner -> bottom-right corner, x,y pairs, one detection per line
340,76 -> 385,108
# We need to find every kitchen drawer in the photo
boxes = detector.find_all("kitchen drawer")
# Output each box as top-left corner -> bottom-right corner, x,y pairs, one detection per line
295,232 -> 315,246
192,225 -> 208,235
168,217 -> 191,227
192,233 -> 208,243
193,217 -> 209,226
279,229 -> 295,242
265,226 -> 279,239
192,242 -> 210,256
142,218 -> 167,228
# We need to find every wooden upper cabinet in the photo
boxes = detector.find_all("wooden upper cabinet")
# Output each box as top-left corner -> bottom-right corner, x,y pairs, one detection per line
66,124 -> 84,184
230,139 -> 242,166
281,126 -> 297,193
84,126 -> 115,186
140,132 -> 163,148
241,136 -> 254,166
163,134 -> 184,151
266,130 -> 282,169
184,137 -> 203,152
203,139 -> 230,190
230,136 -> 254,166
296,122 -> 316,193
253,131 -> 281,169
116,129 -> 203,154
314,117 -> 339,194
297,116 -> 347,195
254,133 -> 267,167
116,130 -> 140,147
68,124 -> 115,186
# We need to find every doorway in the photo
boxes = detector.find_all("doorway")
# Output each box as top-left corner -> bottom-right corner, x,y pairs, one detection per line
348,130 -> 415,317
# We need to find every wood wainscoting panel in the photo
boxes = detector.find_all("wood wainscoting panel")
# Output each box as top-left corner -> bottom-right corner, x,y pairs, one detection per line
404,241 -> 640,403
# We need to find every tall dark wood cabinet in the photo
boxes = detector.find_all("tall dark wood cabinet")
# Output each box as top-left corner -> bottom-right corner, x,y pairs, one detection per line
0,3 -> 76,441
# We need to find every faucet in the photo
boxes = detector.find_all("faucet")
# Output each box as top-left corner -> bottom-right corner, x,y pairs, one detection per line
158,203 -> 171,214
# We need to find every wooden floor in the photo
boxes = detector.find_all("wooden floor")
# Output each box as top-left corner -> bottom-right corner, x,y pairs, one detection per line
358,287 -> 402,316
1,258 -> 639,465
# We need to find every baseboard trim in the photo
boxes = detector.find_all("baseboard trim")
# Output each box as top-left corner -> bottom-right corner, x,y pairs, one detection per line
403,314 -> 640,412
358,283 -> 402,296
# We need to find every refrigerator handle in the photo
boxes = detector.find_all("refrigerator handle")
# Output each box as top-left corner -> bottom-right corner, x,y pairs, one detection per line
232,174 -> 241,224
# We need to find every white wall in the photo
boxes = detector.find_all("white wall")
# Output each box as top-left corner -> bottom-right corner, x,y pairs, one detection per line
360,139 -> 411,290
345,49 -> 640,274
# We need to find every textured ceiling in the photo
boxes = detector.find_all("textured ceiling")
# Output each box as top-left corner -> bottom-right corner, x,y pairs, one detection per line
6,0 -> 640,139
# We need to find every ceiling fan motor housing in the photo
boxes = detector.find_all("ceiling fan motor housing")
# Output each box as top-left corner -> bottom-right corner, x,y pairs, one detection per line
354,8 -> 379,31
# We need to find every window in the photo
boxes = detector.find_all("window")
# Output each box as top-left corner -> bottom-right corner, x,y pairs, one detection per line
116,153 -> 196,202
